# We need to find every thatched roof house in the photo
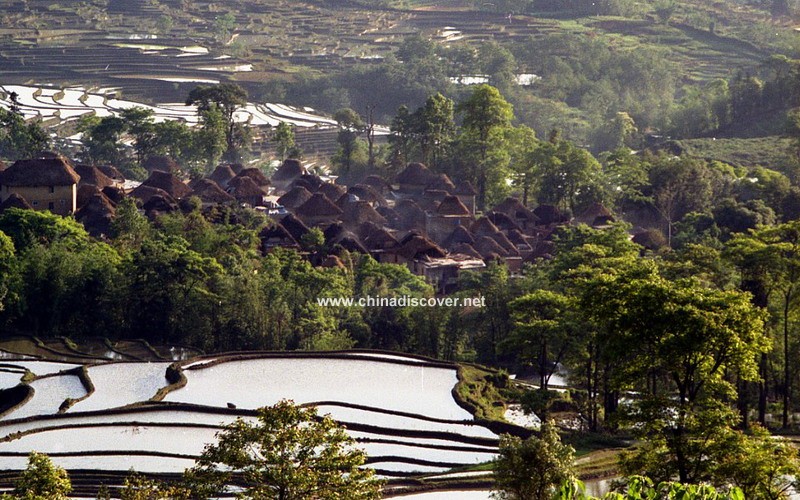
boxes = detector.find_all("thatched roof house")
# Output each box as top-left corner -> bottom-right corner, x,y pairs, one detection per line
278,186 -> 314,210
208,164 -> 237,188
226,176 -> 267,207
1,157 -> 80,187
259,223 -> 300,251
74,164 -> 114,189
437,195 -> 471,216
442,225 -> 476,248
0,157 -> 81,215
395,162 -> 436,193
129,185 -> 175,205
341,200 -> 387,227
75,192 -> 116,237
271,159 -> 305,190
470,217 -> 501,237
191,179 -> 236,205
236,168 -> 271,189
141,171 -> 191,199
143,155 -> 179,174
0,193 -> 33,212
296,193 -> 343,226
317,182 -> 347,202
426,173 -> 456,193
279,214 -> 311,242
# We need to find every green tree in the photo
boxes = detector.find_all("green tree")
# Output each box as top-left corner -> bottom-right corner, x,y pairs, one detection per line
506,125 -> 539,207
272,122 -> 295,162
4,452 -> 71,500
0,107 -> 48,161
456,84 -> 514,210
186,83 -> 249,162
184,400 -> 382,500
213,12 -> 236,44
333,107 -> 365,177
417,93 -> 455,170
492,421 -> 575,500
585,265 -> 770,483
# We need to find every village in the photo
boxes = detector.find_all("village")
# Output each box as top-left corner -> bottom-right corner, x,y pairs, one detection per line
0,153 -> 623,294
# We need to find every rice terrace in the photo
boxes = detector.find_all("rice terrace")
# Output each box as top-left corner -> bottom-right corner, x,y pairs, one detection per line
0,338 -> 518,498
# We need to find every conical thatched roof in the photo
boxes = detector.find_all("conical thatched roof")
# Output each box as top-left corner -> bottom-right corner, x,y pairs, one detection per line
449,242 -> 482,259
236,168 -> 271,188
493,197 -> 538,222
486,211 -> 521,232
317,182 -> 346,202
1,158 -> 80,186
296,193 -> 343,218
397,232 -> 446,260
442,225 -> 476,248
347,184 -> 384,205
576,202 -> 614,225
77,184 -> 100,210
208,164 -> 236,187
342,200 -> 387,226
491,232 -> 520,256
376,206 -> 400,227
143,194 -> 177,214
192,179 -> 236,204
74,164 -> 114,189
426,173 -> 455,193
279,213 -> 310,242
470,217 -> 500,236
454,180 -> 477,196
260,224 -> 299,249
226,176 -> 268,199
361,174 -> 390,192
97,164 -> 125,182
272,159 -> 305,182
437,195 -> 471,216
394,199 -> 426,231
0,193 -> 32,211
298,174 -> 323,191
395,162 -> 435,186
75,192 -> 116,236
101,186 -> 125,205
143,155 -> 178,174
362,225 -> 399,250
507,229 -> 532,247
474,235 -> 509,258
278,186 -> 313,210
325,223 -> 368,254
141,171 -> 191,199
129,185 -> 176,205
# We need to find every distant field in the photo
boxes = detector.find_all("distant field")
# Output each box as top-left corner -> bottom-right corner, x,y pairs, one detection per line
673,136 -> 796,169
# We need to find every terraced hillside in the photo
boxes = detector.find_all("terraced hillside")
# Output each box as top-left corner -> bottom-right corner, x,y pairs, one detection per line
1,0 -> 771,105
0,345 -> 512,497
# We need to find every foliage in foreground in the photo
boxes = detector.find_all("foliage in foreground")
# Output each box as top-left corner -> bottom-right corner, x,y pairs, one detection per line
184,400 -> 382,499
0,452 -> 71,500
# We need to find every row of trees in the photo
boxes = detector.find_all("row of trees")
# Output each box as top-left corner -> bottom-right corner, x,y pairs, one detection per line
0,203 -> 450,355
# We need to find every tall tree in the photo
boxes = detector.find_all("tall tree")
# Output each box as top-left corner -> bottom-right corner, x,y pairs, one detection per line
456,84 -> 514,210
272,122 -> 295,162
417,93 -> 455,170
586,265 -> 770,483
186,83 -> 249,162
